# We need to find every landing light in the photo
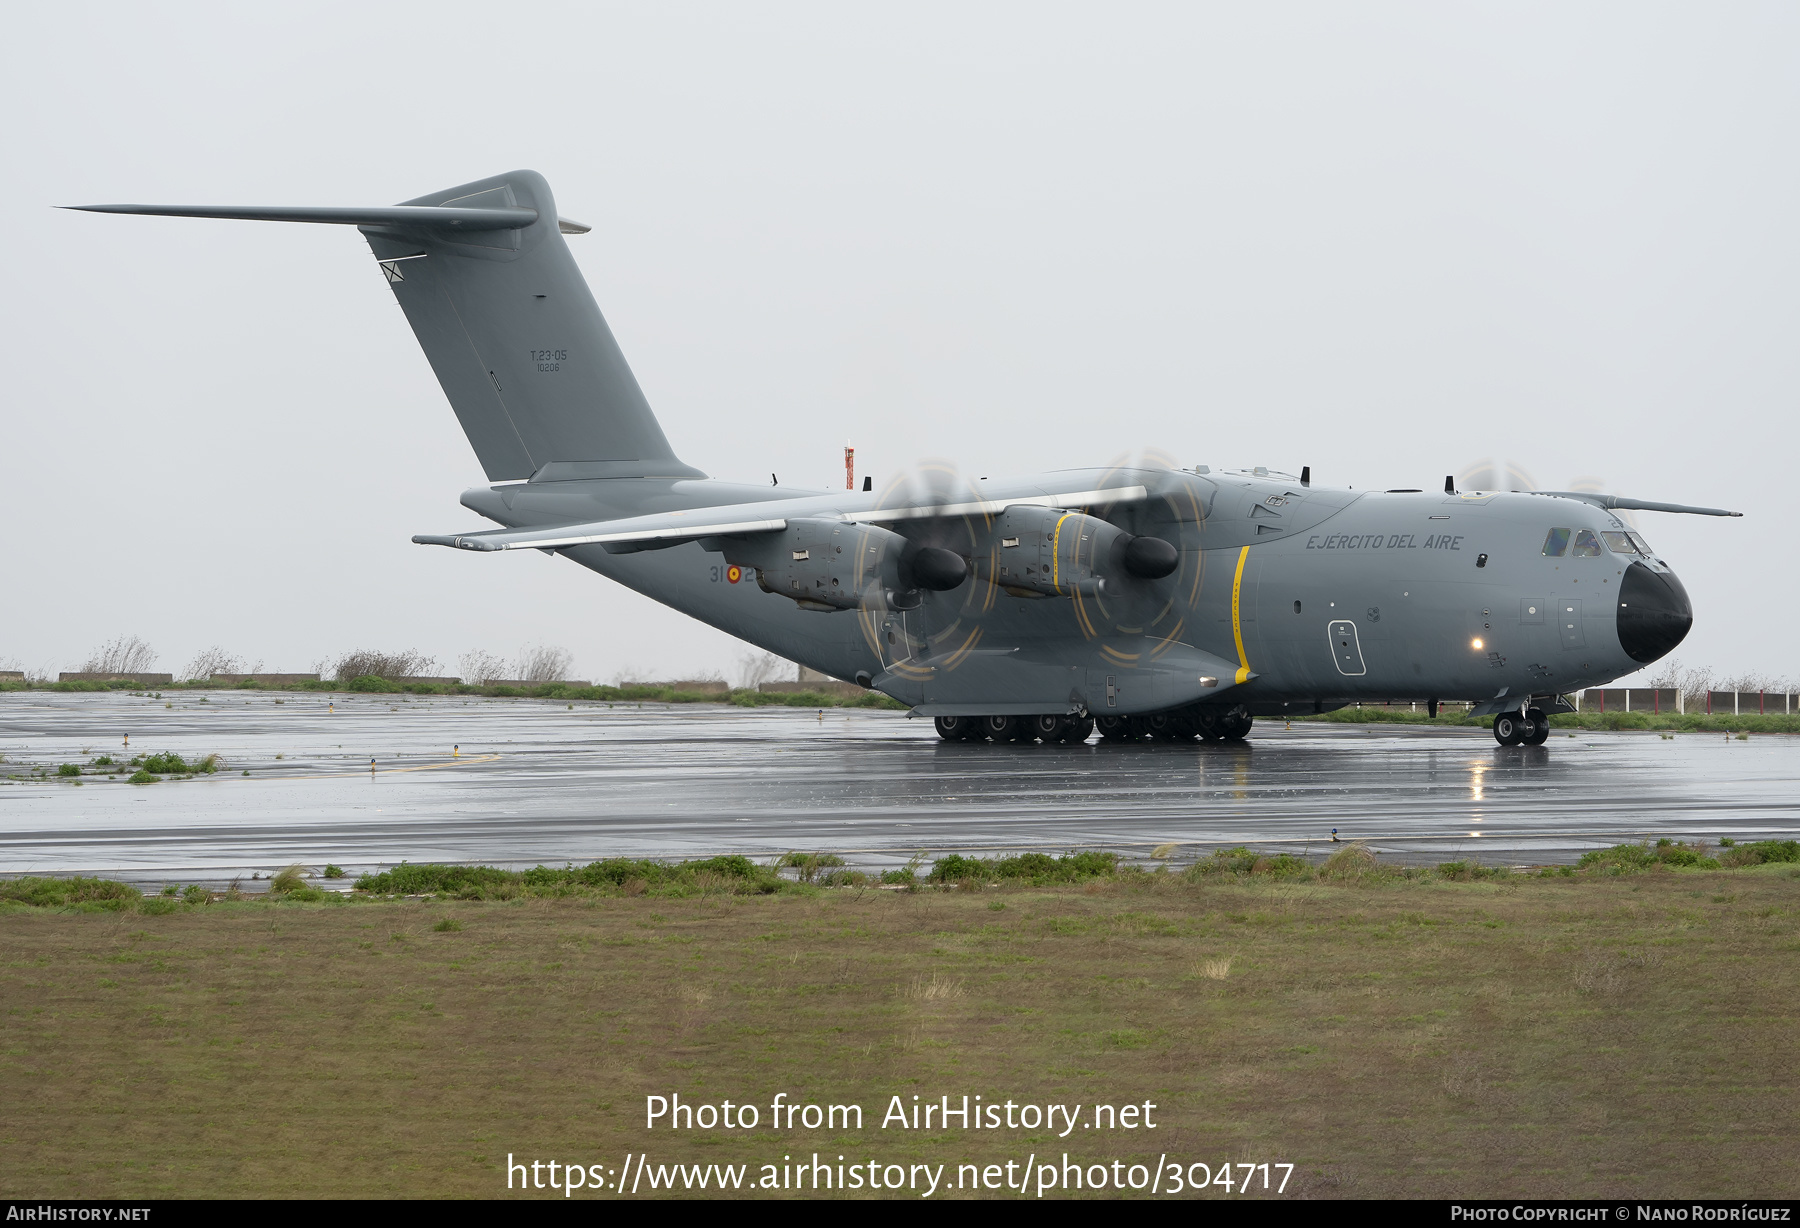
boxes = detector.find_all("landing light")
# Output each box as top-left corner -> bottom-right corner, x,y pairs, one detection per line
1471,638 -> 1484,650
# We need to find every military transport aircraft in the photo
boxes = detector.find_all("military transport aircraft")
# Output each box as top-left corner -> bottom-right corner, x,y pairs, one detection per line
73,170 -> 1740,747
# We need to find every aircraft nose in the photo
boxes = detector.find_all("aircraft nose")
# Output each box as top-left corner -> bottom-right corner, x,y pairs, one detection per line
1616,561 -> 1692,664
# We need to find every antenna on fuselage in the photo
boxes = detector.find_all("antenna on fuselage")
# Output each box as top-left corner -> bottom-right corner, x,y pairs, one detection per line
1300,465 -> 1310,487
1444,475 -> 1456,494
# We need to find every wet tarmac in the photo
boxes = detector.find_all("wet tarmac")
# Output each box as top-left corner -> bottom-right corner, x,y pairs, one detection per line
1,691 -> 1795,887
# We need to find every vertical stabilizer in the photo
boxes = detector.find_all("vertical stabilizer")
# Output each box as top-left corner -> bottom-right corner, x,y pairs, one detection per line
366,171 -> 698,481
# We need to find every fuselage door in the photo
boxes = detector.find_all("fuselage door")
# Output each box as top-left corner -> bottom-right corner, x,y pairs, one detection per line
1328,620 -> 1367,676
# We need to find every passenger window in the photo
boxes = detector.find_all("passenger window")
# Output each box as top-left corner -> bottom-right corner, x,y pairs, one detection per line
1571,529 -> 1602,557
1601,531 -> 1637,555
1541,528 -> 1570,557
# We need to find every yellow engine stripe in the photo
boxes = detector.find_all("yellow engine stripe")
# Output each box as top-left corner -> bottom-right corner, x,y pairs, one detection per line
1051,512 -> 1073,594
1230,545 -> 1251,684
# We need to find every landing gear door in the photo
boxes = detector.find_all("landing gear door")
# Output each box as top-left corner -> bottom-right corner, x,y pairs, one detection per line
1328,620 -> 1367,676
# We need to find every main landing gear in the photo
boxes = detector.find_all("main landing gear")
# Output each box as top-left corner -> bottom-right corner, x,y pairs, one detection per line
1492,706 -> 1550,747
935,703 -> 1253,744
934,714 -> 1095,743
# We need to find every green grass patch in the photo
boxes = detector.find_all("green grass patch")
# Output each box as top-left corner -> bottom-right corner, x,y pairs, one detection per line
355,855 -> 790,899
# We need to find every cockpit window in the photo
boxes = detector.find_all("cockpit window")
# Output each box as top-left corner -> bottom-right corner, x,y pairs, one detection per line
1602,531 -> 1638,555
1542,528 -> 1571,557
1571,529 -> 1602,557
1628,531 -> 1655,556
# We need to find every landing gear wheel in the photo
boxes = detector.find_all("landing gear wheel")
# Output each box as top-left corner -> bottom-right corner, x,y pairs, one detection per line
1059,715 -> 1095,744
1096,715 -> 1134,742
1028,713 -> 1065,742
1220,705 -> 1254,740
981,714 -> 1022,742
1143,712 -> 1189,741
934,715 -> 976,741
1492,712 -> 1526,746
1191,707 -> 1223,742
1523,707 -> 1550,745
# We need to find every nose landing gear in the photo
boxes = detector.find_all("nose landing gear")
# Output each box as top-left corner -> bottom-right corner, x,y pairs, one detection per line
1493,706 -> 1551,746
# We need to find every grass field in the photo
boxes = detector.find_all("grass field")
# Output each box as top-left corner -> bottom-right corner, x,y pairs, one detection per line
3,861 -> 1798,1200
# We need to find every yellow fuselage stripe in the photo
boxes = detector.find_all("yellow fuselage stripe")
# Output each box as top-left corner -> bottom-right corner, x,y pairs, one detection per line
1231,545 -> 1251,684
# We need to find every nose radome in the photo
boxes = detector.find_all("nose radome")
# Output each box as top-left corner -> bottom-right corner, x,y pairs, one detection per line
1616,561 -> 1693,664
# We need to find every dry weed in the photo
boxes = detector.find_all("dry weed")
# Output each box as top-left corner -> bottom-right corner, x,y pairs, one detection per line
906,971 -> 965,1001
1195,956 -> 1234,980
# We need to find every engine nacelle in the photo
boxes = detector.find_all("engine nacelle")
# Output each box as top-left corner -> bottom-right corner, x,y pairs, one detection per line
722,518 -> 965,611
974,506 -> 1178,597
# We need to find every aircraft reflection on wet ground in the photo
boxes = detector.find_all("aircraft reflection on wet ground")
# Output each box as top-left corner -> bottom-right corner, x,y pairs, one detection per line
0,693 -> 1794,887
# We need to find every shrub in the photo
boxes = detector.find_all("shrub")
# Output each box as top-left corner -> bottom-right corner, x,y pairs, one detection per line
322,864 -> 345,879
433,918 -> 463,932
779,852 -> 847,883
1719,839 -> 1800,868
1579,841 -> 1723,873
0,877 -> 142,908
347,674 -> 400,693
356,855 -> 782,900
182,884 -> 209,903
56,763 -> 80,777
127,769 -> 158,784
1317,842 -> 1381,881
267,865 -> 309,894
92,755 -> 114,766
139,752 -> 190,774
926,851 -> 1118,885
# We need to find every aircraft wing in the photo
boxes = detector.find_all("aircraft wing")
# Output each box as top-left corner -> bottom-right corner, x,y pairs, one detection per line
412,485 -> 1149,552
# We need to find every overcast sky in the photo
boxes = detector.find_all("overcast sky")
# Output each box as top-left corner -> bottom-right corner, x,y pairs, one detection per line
3,3 -> 1794,685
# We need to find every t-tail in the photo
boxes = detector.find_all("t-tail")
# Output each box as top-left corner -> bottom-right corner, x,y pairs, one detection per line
67,171 -> 701,483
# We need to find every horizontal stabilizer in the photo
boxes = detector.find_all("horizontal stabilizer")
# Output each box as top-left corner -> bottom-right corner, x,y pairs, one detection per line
62,203 -> 540,232
412,485 -> 1150,554
414,514 -> 788,552
1536,492 -> 1742,518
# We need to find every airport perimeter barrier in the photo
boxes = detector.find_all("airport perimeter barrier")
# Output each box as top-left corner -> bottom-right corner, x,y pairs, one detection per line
1700,691 -> 1796,715
58,671 -> 175,685
627,679 -> 727,693
759,679 -> 868,699
1574,689 -> 1682,714
0,670 -> 23,681
477,678 -> 594,689
210,673 -> 320,685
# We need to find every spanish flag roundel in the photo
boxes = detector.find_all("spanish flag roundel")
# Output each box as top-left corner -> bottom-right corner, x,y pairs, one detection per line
726,565 -> 742,584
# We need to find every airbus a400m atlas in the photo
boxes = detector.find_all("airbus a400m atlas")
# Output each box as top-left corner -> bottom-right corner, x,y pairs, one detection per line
75,170 -> 1739,747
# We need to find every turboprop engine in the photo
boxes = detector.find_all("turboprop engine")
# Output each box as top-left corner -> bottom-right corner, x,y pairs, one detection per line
975,505 -> 1179,598
723,518 -> 968,612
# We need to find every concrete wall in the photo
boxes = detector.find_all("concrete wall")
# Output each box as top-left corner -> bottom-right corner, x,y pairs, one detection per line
479,679 -> 596,689
59,672 -> 174,685
0,671 -> 23,681
211,673 -> 320,685
760,680 -> 866,699
1577,688 -> 1681,713
1701,691 -> 1795,715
